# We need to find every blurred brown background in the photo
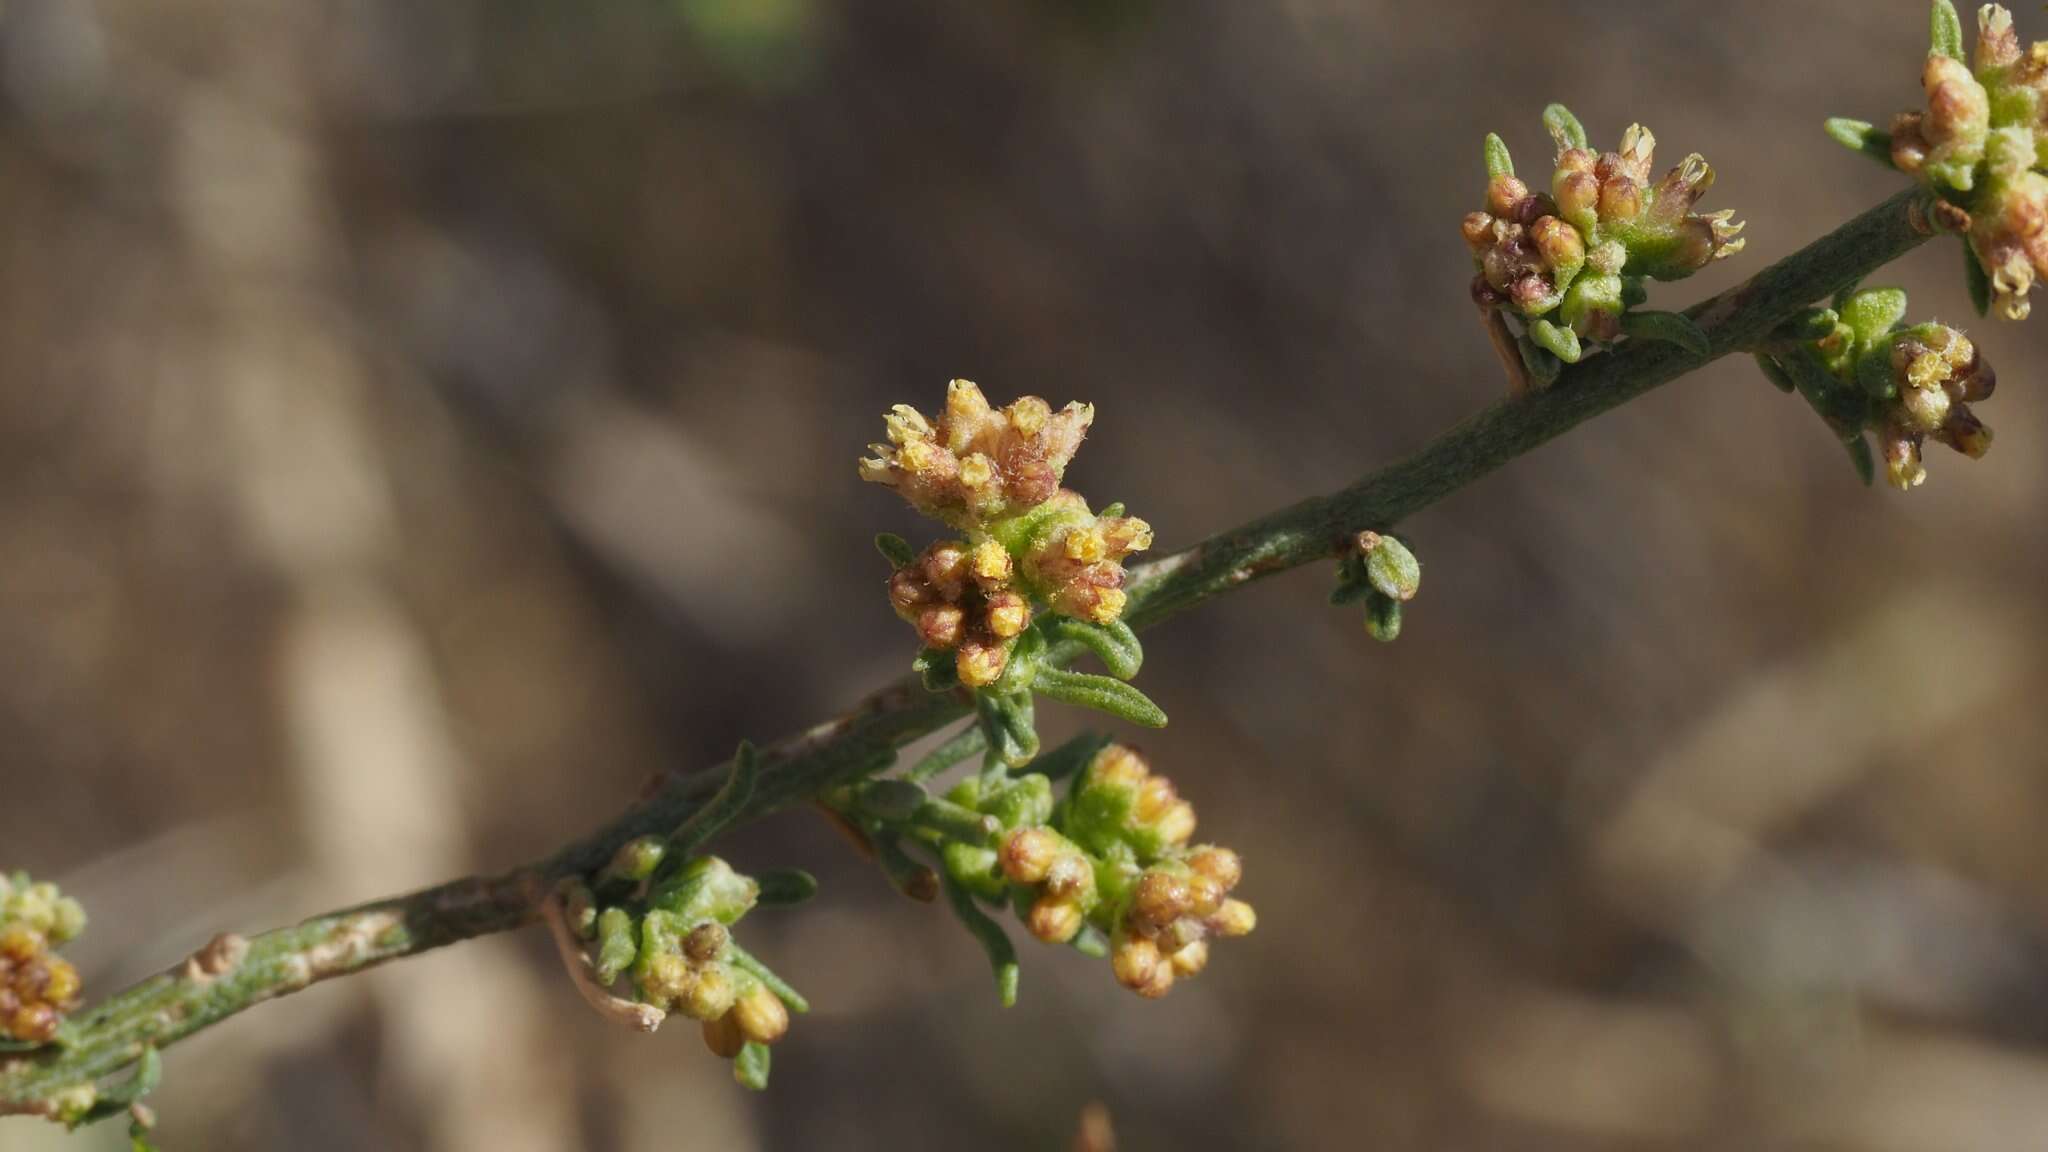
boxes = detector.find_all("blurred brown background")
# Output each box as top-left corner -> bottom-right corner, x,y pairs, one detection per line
3,0 -> 2046,1148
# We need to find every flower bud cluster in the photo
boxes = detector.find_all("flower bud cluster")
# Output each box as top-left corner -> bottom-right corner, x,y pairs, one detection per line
1762,287 -> 1997,490
889,539 -> 1034,688
0,873 -> 86,1045
864,380 -> 1152,690
572,855 -> 799,1069
1856,3 -> 2048,319
1466,109 -> 1743,367
939,745 -> 1253,999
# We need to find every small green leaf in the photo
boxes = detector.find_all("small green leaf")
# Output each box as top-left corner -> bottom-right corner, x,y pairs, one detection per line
1365,593 -> 1403,643
975,689 -> 1040,767
667,742 -> 760,857
1032,668 -> 1168,728
754,869 -> 819,906
909,794 -> 1003,847
1620,310 -> 1711,357
1043,617 -> 1144,680
1517,336 -> 1564,386
1965,245 -> 1992,317
874,532 -> 916,568
594,907 -> 638,985
1529,318 -> 1582,364
734,1041 -> 773,1091
1360,534 -> 1421,602
1824,117 -> 1896,168
1098,502 -> 1126,518
1543,104 -> 1588,153
1838,287 -> 1908,347
1930,0 -> 1964,61
1484,132 -> 1515,179
727,942 -> 810,1014
942,876 -> 1020,1007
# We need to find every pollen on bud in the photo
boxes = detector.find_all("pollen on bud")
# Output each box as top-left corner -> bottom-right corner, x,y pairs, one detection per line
861,380 -> 1094,526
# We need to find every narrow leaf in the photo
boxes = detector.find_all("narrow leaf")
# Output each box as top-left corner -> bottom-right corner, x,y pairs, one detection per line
873,532 -> 916,568
1529,317 -> 1582,364
1930,0 -> 1964,61
908,795 -> 1003,847
1517,335 -> 1563,387
594,907 -> 638,985
1620,310 -> 1711,357
1824,117 -> 1896,168
942,875 -> 1020,1007
754,869 -> 819,907
1543,103 -> 1588,153
975,689 -> 1040,767
1484,132 -> 1514,179
669,741 -> 760,856
734,1041 -> 773,1091
1044,617 -> 1144,680
727,943 -> 810,1014
1033,668 -> 1168,728
1365,593 -> 1403,643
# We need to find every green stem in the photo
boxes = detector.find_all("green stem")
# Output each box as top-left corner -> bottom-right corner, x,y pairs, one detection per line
0,188 -> 1935,1118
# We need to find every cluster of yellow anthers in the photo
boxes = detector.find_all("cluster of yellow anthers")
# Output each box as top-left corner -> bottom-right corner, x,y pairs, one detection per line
992,745 -> 1253,999
860,380 -> 1093,526
1885,4 -> 2048,318
1877,324 -> 1997,486
0,875 -> 86,1044
863,380 -> 1152,687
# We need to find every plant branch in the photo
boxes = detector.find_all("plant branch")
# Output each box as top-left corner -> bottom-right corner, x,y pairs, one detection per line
0,186 -> 1936,1119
